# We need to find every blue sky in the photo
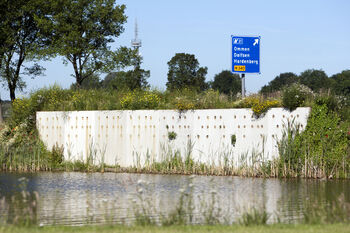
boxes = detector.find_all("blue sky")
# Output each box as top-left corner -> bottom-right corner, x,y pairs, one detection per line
1,0 -> 350,100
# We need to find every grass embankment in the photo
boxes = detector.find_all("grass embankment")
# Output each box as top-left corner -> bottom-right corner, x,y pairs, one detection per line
1,224 -> 350,233
0,85 -> 349,178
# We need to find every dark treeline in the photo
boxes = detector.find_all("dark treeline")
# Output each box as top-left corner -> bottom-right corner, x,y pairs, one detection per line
77,53 -> 242,98
260,69 -> 350,98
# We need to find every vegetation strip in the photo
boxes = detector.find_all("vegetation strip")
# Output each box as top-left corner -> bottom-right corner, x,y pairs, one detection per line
1,224 -> 350,233
0,86 -> 349,178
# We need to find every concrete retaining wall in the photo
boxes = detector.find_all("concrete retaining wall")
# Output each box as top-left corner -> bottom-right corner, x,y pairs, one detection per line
36,107 -> 310,167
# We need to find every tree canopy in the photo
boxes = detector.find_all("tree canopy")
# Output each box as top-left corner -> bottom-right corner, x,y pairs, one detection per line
330,70 -> 350,97
166,53 -> 208,91
299,69 -> 330,92
102,48 -> 150,91
210,70 -> 241,96
0,0 -> 48,101
259,70 -> 341,95
102,69 -> 150,91
70,74 -> 101,90
36,0 -> 133,87
260,72 -> 299,94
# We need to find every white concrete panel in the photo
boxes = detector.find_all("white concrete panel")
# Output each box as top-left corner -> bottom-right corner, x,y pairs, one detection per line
158,110 -> 194,163
36,107 -> 310,168
127,110 -> 160,167
96,111 -> 127,166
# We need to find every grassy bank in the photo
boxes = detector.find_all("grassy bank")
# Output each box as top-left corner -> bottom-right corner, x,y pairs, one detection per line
0,86 -> 349,178
1,224 -> 350,233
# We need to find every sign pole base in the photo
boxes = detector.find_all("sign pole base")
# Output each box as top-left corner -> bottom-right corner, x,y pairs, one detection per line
241,73 -> 245,98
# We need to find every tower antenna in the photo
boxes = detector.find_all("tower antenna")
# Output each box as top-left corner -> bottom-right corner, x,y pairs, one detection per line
131,19 -> 141,50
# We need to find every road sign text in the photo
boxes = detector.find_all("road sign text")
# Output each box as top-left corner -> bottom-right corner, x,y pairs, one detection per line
231,36 -> 260,73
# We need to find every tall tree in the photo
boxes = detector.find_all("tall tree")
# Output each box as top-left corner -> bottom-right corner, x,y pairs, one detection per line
166,53 -> 208,91
103,49 -> 150,90
330,70 -> 350,97
0,1 -> 5,71
260,72 -> 299,94
0,94 -> 3,123
210,70 -> 241,96
0,0 -> 47,101
102,69 -> 150,91
70,74 -> 102,90
37,0 -> 132,87
299,69 -> 330,92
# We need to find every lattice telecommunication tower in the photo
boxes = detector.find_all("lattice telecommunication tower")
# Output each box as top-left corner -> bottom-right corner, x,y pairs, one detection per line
131,20 -> 141,50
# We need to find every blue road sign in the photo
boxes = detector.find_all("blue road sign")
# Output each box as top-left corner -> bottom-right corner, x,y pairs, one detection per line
231,36 -> 260,73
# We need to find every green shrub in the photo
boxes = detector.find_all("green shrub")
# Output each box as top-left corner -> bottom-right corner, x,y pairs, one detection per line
302,104 -> 348,177
10,98 -> 32,128
174,97 -> 195,111
168,131 -> 177,141
314,94 -> 339,112
48,144 -> 64,168
251,99 -> 280,117
278,103 -> 349,178
120,90 -> 161,110
282,83 -> 312,111
0,123 -> 50,172
197,89 -> 232,109
11,85 -> 72,129
314,93 -> 350,121
231,134 -> 236,147
239,208 -> 269,226
237,95 -> 281,117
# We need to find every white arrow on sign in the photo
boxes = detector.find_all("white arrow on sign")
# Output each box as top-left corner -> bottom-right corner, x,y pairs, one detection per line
253,39 -> 259,46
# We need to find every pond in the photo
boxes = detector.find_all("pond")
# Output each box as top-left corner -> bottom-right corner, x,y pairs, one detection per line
0,172 -> 349,225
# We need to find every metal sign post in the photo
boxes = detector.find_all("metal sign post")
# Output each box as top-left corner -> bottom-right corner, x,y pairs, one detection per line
231,36 -> 261,98
241,73 -> 245,98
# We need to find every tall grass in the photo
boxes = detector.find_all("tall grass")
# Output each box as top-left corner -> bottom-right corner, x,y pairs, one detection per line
239,208 -> 270,226
274,104 -> 349,179
1,86 -> 349,177
0,126 -> 348,178
0,123 -> 51,172
303,194 -> 350,224
133,176 -> 224,226
0,141 -> 49,172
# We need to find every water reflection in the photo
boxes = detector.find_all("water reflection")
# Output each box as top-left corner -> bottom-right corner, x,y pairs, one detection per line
0,172 -> 349,225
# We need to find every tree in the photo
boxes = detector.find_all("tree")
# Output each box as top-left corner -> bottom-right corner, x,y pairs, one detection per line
0,1 -> 5,71
166,53 -> 208,91
330,70 -> 350,97
70,74 -> 102,90
299,69 -> 330,92
102,48 -> 150,90
0,0 -> 47,101
103,69 -> 150,91
260,72 -> 299,94
37,0 -> 132,87
210,70 -> 241,96
0,94 -> 3,123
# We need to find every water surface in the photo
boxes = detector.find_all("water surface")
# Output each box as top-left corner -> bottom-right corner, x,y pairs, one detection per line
0,172 -> 348,225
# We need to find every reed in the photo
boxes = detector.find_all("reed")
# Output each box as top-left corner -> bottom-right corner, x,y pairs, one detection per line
273,104 -> 349,179
239,208 -> 270,226
302,194 -> 350,224
0,178 -> 39,226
